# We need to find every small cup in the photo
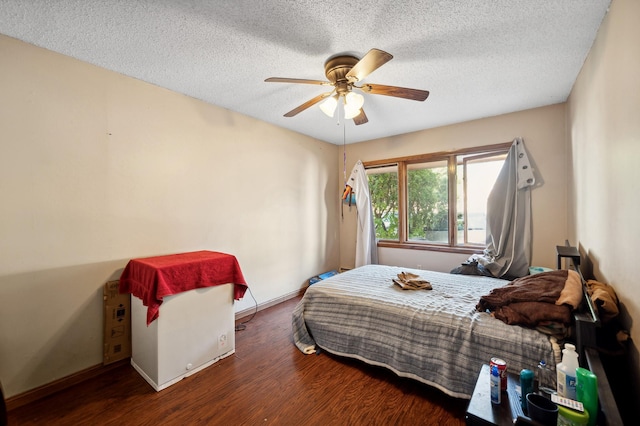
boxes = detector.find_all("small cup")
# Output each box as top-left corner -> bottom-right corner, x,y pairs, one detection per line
526,393 -> 558,425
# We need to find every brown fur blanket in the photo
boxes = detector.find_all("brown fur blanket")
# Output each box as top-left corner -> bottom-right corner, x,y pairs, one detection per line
476,269 -> 582,327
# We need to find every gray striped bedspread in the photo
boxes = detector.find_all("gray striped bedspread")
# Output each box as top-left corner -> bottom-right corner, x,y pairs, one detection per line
292,264 -> 556,399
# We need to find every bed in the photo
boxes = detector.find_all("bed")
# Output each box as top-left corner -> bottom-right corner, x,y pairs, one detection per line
292,264 -> 567,399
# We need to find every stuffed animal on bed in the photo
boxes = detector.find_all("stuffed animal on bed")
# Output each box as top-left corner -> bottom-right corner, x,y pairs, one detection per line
586,279 -> 619,323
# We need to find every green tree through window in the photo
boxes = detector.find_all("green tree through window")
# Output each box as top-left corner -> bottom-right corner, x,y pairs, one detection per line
407,161 -> 448,242
368,166 -> 398,239
364,142 -> 509,250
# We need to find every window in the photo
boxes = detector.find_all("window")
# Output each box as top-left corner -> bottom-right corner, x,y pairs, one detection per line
457,152 -> 506,245
367,165 -> 399,240
407,160 -> 449,243
365,143 -> 510,252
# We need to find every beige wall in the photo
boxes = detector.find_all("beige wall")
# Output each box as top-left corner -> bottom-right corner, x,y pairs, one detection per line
3,0 -> 638,408
340,104 -> 569,272
0,35 -> 339,397
568,0 -> 640,391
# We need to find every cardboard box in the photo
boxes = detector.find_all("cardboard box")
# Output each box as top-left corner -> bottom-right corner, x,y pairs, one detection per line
103,280 -> 131,365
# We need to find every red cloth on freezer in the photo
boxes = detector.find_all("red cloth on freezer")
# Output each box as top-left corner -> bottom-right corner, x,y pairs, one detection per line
119,250 -> 248,325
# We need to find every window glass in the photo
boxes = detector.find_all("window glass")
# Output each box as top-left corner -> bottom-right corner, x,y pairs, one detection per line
456,153 -> 506,245
362,143 -> 509,251
367,165 -> 399,240
407,161 -> 449,243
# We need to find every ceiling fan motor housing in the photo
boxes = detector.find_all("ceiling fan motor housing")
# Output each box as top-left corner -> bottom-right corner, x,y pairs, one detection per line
265,48 -> 428,125
324,55 -> 359,94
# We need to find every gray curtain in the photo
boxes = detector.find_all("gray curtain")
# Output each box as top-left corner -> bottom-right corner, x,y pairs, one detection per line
477,138 -> 536,278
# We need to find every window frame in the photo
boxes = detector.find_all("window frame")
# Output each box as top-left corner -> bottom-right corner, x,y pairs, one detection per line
364,142 -> 512,254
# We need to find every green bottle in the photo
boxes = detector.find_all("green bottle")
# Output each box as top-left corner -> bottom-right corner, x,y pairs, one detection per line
576,367 -> 598,426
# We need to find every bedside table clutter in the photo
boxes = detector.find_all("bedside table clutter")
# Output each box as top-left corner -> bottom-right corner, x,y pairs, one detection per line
466,364 -> 594,426
526,393 -> 558,424
466,364 -> 524,425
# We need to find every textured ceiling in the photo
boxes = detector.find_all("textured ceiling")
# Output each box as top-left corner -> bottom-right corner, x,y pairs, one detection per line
0,0 -> 610,144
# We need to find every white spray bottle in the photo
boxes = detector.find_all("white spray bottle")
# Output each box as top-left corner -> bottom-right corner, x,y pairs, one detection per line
556,343 -> 579,399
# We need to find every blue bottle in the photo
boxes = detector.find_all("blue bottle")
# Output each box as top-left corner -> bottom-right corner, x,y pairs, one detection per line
491,365 -> 501,404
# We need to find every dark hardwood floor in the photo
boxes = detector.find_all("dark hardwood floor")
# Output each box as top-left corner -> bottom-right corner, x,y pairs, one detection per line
7,296 -> 468,425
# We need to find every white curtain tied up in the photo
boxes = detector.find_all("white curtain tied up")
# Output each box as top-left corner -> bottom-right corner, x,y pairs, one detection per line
344,160 -> 378,267
477,138 -> 536,278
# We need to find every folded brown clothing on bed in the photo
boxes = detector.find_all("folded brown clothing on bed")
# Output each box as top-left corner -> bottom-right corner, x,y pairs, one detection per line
477,269 -> 581,310
492,301 -> 572,326
393,272 -> 432,290
477,269 -> 581,327
398,272 -> 421,281
556,270 -> 583,309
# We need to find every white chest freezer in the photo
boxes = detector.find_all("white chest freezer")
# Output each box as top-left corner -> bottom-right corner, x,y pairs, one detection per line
130,283 -> 235,391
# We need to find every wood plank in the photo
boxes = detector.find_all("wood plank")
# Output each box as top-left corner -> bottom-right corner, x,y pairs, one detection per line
7,296 -> 468,425
585,348 -> 623,426
5,360 -> 129,411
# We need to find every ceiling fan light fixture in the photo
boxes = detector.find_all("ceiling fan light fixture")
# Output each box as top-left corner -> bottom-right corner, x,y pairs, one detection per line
345,92 -> 364,110
343,104 -> 361,120
319,96 -> 338,117
266,48 -> 426,126
343,92 -> 364,119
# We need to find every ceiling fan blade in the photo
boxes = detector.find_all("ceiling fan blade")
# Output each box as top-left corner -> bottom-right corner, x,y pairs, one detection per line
265,77 -> 331,85
352,108 -> 368,126
346,48 -> 393,82
360,83 -> 430,101
283,92 -> 332,117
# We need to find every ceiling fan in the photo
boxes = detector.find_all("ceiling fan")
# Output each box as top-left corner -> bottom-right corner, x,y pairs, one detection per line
265,48 -> 430,125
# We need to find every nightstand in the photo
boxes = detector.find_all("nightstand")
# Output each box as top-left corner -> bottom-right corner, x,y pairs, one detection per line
465,364 -> 530,425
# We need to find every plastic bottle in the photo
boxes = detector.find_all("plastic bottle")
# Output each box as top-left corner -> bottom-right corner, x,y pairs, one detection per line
520,369 -> 534,410
576,367 -> 598,426
537,360 -> 556,395
490,365 -> 501,404
557,343 -> 579,399
558,405 -> 589,425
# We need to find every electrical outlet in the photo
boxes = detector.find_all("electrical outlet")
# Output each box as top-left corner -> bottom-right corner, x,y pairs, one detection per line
218,333 -> 227,348
417,264 -> 422,269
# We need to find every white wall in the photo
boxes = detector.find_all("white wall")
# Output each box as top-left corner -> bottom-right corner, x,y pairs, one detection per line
0,35 -> 339,397
340,104 -> 569,272
567,0 -> 640,416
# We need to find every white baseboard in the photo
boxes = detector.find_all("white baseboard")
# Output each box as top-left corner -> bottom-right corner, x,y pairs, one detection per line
131,349 -> 235,392
235,286 -> 306,321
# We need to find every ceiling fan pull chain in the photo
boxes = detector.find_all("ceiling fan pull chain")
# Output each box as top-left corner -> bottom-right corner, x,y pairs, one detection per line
343,123 -> 347,186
